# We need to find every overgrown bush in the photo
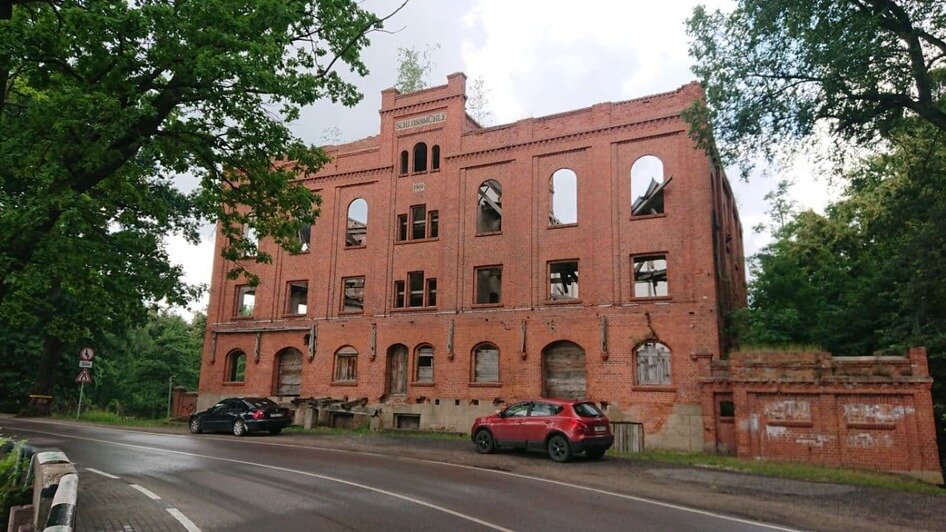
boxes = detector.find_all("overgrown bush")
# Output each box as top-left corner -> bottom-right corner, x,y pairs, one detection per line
0,438 -> 32,526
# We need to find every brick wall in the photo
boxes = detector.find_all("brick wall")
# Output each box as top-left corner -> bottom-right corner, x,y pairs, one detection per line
701,347 -> 943,482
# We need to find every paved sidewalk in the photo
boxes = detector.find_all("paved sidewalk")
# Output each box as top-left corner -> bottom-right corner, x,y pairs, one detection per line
76,471 -> 187,532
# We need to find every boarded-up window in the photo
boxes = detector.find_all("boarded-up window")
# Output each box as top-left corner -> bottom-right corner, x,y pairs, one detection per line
475,266 -> 502,304
549,260 -> 579,301
236,286 -> 255,317
636,341 -> 671,385
542,340 -> 587,400
275,348 -> 302,396
334,346 -> 358,382
287,281 -> 308,314
633,255 -> 668,297
476,180 -> 502,234
415,345 -> 434,382
226,351 -> 246,382
473,343 -> 499,383
342,277 -> 365,313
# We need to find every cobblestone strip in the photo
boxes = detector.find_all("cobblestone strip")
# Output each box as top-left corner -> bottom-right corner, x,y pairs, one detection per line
75,468 -> 200,532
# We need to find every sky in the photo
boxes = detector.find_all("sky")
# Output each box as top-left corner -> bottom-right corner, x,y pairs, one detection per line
166,0 -> 838,317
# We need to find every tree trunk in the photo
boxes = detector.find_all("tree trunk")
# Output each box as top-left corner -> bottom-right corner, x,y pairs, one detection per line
20,334 -> 64,417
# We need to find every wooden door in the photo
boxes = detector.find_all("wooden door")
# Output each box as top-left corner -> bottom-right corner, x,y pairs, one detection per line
542,341 -> 586,399
275,348 -> 302,396
386,344 -> 408,396
715,394 -> 736,455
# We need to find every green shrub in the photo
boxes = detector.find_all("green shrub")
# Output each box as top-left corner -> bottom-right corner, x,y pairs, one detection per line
0,438 -> 32,526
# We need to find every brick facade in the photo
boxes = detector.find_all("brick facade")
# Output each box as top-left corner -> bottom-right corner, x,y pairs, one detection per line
701,347 -> 943,482
198,73 -> 746,451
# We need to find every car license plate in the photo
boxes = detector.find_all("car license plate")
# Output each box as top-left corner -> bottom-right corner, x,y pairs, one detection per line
270,413 -> 283,418
594,425 -> 606,432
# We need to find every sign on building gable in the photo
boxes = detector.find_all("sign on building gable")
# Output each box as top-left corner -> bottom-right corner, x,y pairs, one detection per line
395,112 -> 446,131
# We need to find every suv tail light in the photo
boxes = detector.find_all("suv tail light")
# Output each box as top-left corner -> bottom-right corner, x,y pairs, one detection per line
576,421 -> 593,434
251,409 -> 264,420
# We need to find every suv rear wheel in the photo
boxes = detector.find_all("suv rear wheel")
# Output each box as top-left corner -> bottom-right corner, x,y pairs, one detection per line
547,434 -> 572,463
474,429 -> 496,454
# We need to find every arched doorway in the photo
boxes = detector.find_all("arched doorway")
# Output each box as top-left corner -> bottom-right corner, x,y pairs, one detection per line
386,344 -> 409,396
274,348 -> 302,396
542,340 -> 586,399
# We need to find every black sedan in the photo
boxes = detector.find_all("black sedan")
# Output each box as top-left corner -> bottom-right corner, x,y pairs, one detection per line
189,397 -> 291,436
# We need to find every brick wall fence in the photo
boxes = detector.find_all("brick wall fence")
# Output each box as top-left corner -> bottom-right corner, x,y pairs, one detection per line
700,347 -> 942,483
170,386 -> 198,420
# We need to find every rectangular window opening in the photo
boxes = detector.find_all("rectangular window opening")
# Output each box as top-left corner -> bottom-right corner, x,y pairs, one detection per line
426,278 -> 437,307
633,255 -> 668,298
342,277 -> 365,313
411,205 -> 427,240
475,266 -> 502,304
287,281 -> 308,314
394,280 -> 406,308
549,261 -> 579,301
237,286 -> 256,317
408,271 -> 425,307
416,347 -> 434,382
397,214 -> 408,242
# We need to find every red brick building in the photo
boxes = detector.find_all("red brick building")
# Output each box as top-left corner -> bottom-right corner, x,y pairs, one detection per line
198,73 -> 748,452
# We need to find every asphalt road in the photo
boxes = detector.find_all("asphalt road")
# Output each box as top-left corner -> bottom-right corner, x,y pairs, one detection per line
2,418 -> 795,532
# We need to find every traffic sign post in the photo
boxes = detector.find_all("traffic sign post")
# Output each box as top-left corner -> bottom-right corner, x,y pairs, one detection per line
76,347 -> 95,420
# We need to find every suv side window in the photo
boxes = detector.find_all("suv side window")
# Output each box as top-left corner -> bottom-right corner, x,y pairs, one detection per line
530,403 -> 563,417
503,402 -> 532,418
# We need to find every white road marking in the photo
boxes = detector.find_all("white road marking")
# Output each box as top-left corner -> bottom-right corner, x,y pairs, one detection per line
129,483 -> 162,500
10,426 -> 512,532
167,507 -> 202,532
86,467 -> 120,479
9,419 -> 798,531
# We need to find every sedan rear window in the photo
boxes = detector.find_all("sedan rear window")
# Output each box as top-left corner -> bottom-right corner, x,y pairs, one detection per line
573,402 -> 603,418
245,398 -> 278,408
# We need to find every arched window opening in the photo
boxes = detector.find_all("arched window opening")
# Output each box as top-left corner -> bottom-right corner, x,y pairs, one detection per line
413,142 -> 428,172
346,198 -> 368,247
636,341 -> 671,385
476,180 -> 502,234
431,145 -> 441,171
631,155 -> 668,215
334,346 -> 358,382
400,150 -> 409,175
549,169 -> 577,226
226,350 -> 246,383
472,343 -> 499,383
414,345 -> 434,383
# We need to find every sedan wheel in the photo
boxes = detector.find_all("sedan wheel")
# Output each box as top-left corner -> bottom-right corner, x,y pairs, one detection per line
474,429 -> 496,454
189,418 -> 202,434
232,419 -> 247,436
547,434 -> 572,463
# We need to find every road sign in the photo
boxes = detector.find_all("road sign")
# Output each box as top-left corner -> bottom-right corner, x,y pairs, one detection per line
75,368 -> 92,384
79,360 -> 93,368
80,346 -> 95,361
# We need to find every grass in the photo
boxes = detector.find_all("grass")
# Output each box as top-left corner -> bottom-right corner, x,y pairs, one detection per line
0,439 -> 32,527
613,449 -> 945,495
53,410 -> 184,428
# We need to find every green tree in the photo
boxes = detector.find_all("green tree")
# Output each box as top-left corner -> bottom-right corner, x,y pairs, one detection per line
687,1 -> 946,168
467,77 -> 494,126
394,44 -> 438,93
0,0 -> 404,415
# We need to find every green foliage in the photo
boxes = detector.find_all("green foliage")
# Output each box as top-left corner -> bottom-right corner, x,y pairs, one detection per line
0,440 -> 31,526
395,44 -> 439,93
687,1 -> 946,172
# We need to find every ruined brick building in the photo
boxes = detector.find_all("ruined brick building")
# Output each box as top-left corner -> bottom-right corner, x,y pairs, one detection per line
196,74 -> 941,480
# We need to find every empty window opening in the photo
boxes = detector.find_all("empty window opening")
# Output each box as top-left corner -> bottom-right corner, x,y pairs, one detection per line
415,345 -> 434,382
297,222 -> 311,253
342,276 -> 365,313
226,351 -> 246,382
394,272 -> 436,308
431,145 -> 441,170
395,413 -> 421,430
400,150 -> 409,175
633,255 -> 668,297
475,266 -> 502,304
397,205 -> 438,241
287,281 -> 308,314
636,341 -> 671,385
631,155 -> 668,215
472,343 -> 500,383
413,142 -> 428,172
549,261 -> 579,301
549,169 -> 577,226
236,286 -> 255,317
477,180 -> 503,234
719,400 -> 735,418
346,198 -> 368,247
334,346 -> 358,382
242,216 -> 258,247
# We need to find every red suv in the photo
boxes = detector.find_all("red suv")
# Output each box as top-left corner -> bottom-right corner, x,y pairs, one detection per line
470,399 -> 614,462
